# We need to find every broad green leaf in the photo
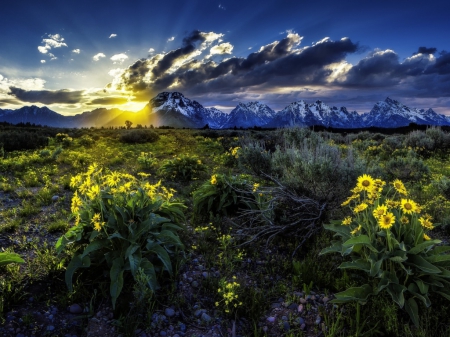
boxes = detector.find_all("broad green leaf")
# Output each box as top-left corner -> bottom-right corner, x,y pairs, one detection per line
408,255 -> 441,274
414,279 -> 429,295
370,258 -> 383,277
435,290 -> 450,301
319,242 -> 343,256
128,252 -> 141,279
408,240 -> 441,255
339,259 -> 370,272
140,258 -> 158,291
405,298 -> 419,327
343,235 -> 378,253
425,254 -> 450,266
386,283 -> 406,308
65,254 -> 91,292
389,250 -> 407,263
125,244 -> 139,260
330,284 -> 373,304
408,283 -> 431,307
323,223 -> 351,238
146,241 -> 172,275
0,252 -> 24,266
110,257 -> 124,309
429,246 -> 450,255
80,240 -> 109,259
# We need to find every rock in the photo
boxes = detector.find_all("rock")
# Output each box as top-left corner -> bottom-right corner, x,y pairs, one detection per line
315,315 -> 321,325
68,304 -> 83,314
165,308 -> 175,317
288,303 -> 298,310
300,323 -> 306,330
179,323 -> 186,332
295,317 -> 305,325
298,304 -> 303,313
270,303 -> 281,309
191,280 -> 199,288
283,322 -> 290,332
52,195 -> 59,202
266,316 -> 276,323
202,272 -> 209,278
201,312 -> 211,322
47,325 -> 55,331
160,331 -> 167,336
299,298 -> 307,304
194,309 -> 205,317
322,297 -> 330,303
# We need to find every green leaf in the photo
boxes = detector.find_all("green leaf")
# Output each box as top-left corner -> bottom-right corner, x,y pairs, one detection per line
414,279 -> 429,295
125,244 -> 139,260
146,241 -> 173,275
408,240 -> 441,254
407,283 -> 431,307
80,240 -> 109,259
342,235 -> 378,253
330,284 -> 373,304
408,254 -> 442,274
386,283 -> 406,308
0,252 -> 24,266
110,257 -> 124,309
389,250 -> 407,263
435,290 -> 450,301
323,223 -> 351,238
405,298 -> 420,327
65,254 -> 91,292
128,252 -> 141,279
370,258 -> 383,277
339,259 -> 370,272
429,246 -> 450,255
425,254 -> 450,266
140,258 -> 158,291
319,242 -> 342,256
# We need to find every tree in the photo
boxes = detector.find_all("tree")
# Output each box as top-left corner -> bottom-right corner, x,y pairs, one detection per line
125,120 -> 133,129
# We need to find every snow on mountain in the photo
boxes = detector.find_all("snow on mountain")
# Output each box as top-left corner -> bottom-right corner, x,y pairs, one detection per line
223,102 -> 276,128
362,97 -> 450,127
202,107 -> 230,129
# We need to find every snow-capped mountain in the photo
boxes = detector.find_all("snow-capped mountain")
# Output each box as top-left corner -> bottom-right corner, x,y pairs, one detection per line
1,93 -> 449,129
223,102 -> 276,128
362,97 -> 450,127
268,100 -> 364,128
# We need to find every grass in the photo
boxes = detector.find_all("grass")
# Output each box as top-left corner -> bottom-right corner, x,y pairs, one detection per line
0,126 -> 449,336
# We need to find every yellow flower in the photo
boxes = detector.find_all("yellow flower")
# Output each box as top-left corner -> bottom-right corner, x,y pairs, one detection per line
385,199 -> 400,208
91,213 -> 101,224
252,183 -> 260,192
401,199 -> 419,214
87,163 -> 98,175
357,174 -> 375,192
350,225 -> 362,235
423,233 -> 431,241
379,212 -> 395,230
210,174 -> 217,185
353,203 -> 368,213
341,194 -> 359,206
342,216 -> 352,225
400,216 -> 409,225
392,179 -> 407,195
105,172 -> 121,187
372,205 -> 388,219
418,216 -> 434,230
70,175 -> 82,189
87,184 -> 100,200
71,192 -> 83,213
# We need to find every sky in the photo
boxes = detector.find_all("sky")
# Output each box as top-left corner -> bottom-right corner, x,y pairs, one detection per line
0,0 -> 450,116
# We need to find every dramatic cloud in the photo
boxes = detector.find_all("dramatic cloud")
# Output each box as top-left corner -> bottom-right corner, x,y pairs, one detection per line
148,48 -> 155,53
413,47 -> 437,55
8,87 -> 84,104
109,34 -> 117,38
93,53 -> 106,61
72,49 -> 80,54
87,97 -> 128,105
167,36 -> 175,42
110,31 -> 358,99
38,33 -> 68,55
110,53 -> 128,64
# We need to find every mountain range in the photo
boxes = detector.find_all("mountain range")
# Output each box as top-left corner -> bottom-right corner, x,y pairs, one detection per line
1,92 -> 449,129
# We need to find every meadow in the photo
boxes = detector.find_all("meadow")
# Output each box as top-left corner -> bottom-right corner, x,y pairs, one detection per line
1,125 -> 450,337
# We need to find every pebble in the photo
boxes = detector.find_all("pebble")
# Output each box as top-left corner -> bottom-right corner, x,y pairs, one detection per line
201,312 -> 212,322
315,315 -> 321,325
52,195 -> 59,202
164,308 -> 175,317
68,304 -> 83,314
267,316 -> 276,323
270,303 -> 281,308
191,280 -> 199,288
288,303 -> 297,310
47,325 -> 55,331
281,316 -> 288,321
194,309 -> 206,317
160,331 -> 167,336
179,323 -> 186,332
283,322 -> 290,331
323,297 -> 330,303
298,304 -> 303,313
202,272 -> 209,278
296,317 -> 305,325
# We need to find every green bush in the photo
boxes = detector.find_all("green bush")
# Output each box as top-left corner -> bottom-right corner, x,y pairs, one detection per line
321,175 -> 450,327
56,165 -> 186,308
159,154 -> 205,181
384,155 -> 430,182
193,173 -> 252,219
0,130 -> 48,151
238,140 -> 272,176
120,129 -> 159,144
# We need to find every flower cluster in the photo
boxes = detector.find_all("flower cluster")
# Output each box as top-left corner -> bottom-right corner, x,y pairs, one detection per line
215,276 -> 243,314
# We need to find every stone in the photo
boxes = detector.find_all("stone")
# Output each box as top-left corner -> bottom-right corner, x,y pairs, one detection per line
266,316 -> 276,323
68,304 -> 83,314
322,297 -> 330,303
202,272 -> 209,278
47,325 -> 55,331
315,315 -> 321,325
179,323 -> 186,332
160,331 -> 167,336
283,322 -> 290,332
288,303 -> 298,310
201,312 -> 211,322
270,303 -> 281,309
52,195 -> 59,202
164,308 -> 175,317
191,280 -> 199,288
194,309 -> 205,317
296,317 -> 305,325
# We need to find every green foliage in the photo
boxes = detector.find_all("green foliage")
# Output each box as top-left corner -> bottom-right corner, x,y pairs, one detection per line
137,152 -> 158,169
193,173 -> 252,219
56,165 -> 186,308
159,154 -> 205,181
384,154 -> 430,182
78,135 -> 95,147
321,175 -> 450,327
0,252 -> 24,266
0,130 -> 49,151
237,140 -> 272,176
120,129 -> 159,144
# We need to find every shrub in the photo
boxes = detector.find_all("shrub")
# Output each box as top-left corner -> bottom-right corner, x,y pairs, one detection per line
39,149 -> 51,158
384,155 -> 429,182
120,129 -> 159,144
137,152 -> 158,169
56,164 -> 186,308
0,130 -> 48,151
237,140 -> 272,176
321,175 -> 450,327
78,135 -> 95,147
159,154 -> 205,181
193,173 -> 252,219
